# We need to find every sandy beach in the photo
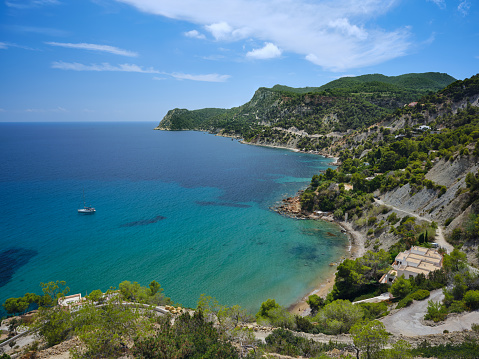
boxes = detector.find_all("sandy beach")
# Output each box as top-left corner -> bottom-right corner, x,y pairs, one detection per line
288,218 -> 367,315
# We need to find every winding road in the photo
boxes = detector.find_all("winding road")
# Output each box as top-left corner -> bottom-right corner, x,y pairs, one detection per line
374,198 -> 454,253
380,289 -> 479,336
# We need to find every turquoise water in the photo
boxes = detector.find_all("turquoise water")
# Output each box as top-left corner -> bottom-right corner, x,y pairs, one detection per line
0,122 -> 347,313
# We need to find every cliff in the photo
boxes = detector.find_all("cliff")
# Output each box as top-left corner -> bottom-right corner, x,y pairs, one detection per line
156,72 -> 456,151
297,74 -> 479,265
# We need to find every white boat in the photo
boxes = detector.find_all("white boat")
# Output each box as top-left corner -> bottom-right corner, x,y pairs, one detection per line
78,190 -> 95,214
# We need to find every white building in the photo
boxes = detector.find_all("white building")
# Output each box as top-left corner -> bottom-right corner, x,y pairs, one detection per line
58,293 -> 83,308
380,246 -> 443,284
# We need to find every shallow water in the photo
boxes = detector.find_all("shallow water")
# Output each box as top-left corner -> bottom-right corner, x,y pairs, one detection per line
0,122 -> 347,313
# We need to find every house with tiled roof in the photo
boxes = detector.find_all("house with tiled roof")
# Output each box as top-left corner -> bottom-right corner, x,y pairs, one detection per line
379,246 -> 443,284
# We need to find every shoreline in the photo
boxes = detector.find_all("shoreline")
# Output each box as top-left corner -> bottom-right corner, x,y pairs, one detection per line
155,128 -> 340,163
286,216 -> 367,315
157,127 -> 352,313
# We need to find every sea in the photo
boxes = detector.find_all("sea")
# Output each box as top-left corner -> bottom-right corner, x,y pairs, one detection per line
0,122 -> 348,314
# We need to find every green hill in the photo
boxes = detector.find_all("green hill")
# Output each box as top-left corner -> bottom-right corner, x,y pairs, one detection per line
156,72 -> 456,148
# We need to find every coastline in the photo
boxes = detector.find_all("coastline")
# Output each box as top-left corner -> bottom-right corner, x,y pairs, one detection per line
157,128 -> 352,313
155,128 -> 340,163
239,135 -> 353,314
285,216 -> 367,315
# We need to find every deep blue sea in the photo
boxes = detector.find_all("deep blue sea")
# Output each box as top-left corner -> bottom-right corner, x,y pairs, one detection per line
0,122 -> 347,313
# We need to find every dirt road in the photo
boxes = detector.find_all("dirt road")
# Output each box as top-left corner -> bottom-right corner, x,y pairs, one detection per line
381,289 -> 479,336
374,198 -> 454,253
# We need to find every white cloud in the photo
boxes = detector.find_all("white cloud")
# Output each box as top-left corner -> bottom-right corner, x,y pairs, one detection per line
46,42 -> 138,57
25,106 -> 67,113
205,22 -> 231,40
115,0 -> 410,71
458,1 -> 470,16
7,25 -> 68,37
5,0 -> 59,9
328,18 -> 368,40
51,61 -> 160,73
202,54 -> 226,60
246,42 -> 282,59
0,41 -> 35,50
203,22 -> 250,41
184,30 -> 206,39
427,0 -> 446,9
423,32 -> 436,45
51,61 -> 230,82
169,72 -> 230,82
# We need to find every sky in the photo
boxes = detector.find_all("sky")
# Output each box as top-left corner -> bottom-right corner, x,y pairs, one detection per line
0,0 -> 478,122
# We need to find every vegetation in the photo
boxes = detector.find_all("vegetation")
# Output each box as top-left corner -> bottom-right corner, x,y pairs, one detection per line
3,73 -> 479,358
158,72 -> 457,149
411,338 -> 479,358
329,250 -> 390,301
350,320 -> 389,359
262,328 -> 348,357
133,311 -> 241,359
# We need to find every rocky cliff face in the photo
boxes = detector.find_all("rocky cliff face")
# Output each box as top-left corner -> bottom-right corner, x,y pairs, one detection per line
155,108 -> 187,130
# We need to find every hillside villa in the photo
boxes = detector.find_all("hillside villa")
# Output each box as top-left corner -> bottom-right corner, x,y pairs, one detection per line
380,246 -> 443,284
58,293 -> 83,309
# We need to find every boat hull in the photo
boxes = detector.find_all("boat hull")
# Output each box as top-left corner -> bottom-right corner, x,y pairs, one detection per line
78,208 -> 96,214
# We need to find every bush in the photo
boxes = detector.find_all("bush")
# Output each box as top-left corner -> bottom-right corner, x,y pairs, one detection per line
464,290 -> 479,310
424,300 -> 447,322
264,328 -> 348,357
358,302 -> 389,319
396,297 -> 413,309
133,311 -> 240,359
256,299 -> 295,329
445,217 -> 453,226
387,212 -> 399,225
448,300 -> 466,313
438,186 -> 447,197
390,276 -> 412,299
409,289 -> 430,301
412,338 -> 479,359
314,300 -> 364,334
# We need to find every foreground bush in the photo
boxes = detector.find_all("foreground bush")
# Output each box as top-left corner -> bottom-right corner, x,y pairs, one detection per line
263,328 -> 347,357
411,338 -> 479,359
133,311 -> 240,359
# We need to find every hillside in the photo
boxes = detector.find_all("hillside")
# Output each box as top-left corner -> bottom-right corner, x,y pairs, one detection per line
156,72 -> 456,151
298,74 -> 479,265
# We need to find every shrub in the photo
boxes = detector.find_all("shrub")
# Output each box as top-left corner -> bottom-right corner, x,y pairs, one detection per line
390,275 -> 412,299
438,186 -> 447,197
358,302 -> 389,319
396,297 -> 413,309
424,300 -> 447,322
264,328 -> 348,357
445,217 -> 453,226
133,311 -> 239,359
464,290 -> 479,310
472,323 -> 479,333
387,212 -> 399,225
368,216 -> 377,226
409,289 -> 430,301
314,300 -> 364,334
448,300 -> 466,313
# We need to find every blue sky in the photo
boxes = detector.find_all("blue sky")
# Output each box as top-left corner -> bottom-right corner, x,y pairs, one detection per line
1,0 -> 478,122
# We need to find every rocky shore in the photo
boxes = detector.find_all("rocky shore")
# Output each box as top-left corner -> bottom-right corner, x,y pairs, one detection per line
272,192 -> 368,314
